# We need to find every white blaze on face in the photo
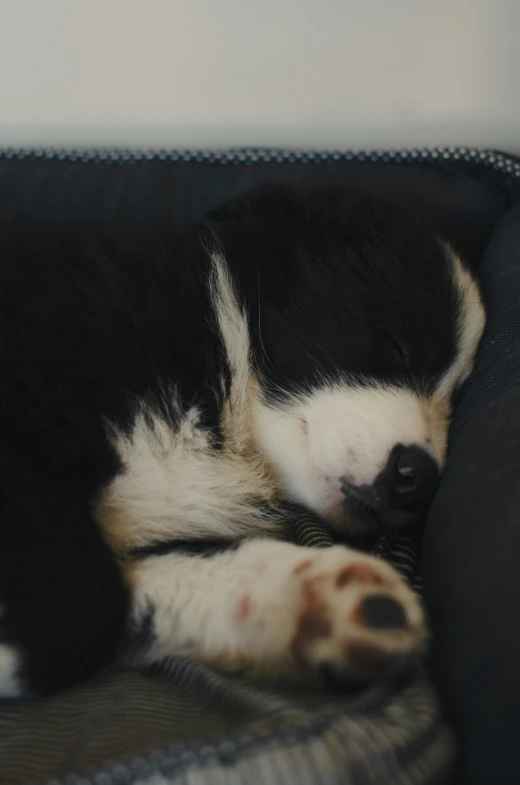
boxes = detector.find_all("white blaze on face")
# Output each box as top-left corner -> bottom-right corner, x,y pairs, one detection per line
251,384 -> 447,521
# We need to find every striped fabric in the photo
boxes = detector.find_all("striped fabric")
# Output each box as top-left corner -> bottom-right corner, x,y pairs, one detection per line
0,514 -> 454,785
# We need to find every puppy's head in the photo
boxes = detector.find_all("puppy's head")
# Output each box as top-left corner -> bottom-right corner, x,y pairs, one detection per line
207,185 -> 486,534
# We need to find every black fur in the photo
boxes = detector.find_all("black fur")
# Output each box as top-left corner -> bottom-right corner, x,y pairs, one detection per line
0,185 -> 463,695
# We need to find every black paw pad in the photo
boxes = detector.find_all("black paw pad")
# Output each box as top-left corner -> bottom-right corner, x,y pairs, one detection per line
361,595 -> 407,630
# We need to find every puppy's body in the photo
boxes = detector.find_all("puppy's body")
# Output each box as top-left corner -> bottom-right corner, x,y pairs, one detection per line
0,186 -> 485,696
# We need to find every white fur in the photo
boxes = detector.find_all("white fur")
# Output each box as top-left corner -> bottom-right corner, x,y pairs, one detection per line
209,251 -> 253,454
131,540 -> 424,679
101,400 -> 275,549
0,635 -> 22,698
436,248 -> 486,400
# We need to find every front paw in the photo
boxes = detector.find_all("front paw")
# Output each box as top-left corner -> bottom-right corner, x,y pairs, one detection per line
289,548 -> 425,683
232,543 -> 426,684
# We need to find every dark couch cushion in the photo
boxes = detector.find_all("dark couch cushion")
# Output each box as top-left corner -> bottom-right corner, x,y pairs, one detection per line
0,152 -> 510,264
423,206 -> 520,785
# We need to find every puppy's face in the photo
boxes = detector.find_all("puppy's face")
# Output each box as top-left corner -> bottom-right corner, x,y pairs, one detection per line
209,185 -> 486,534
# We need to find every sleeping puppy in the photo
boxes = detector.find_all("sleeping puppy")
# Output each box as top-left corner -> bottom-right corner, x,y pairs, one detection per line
0,184 -> 485,697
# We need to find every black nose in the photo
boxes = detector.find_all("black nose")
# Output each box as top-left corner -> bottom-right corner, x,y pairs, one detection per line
385,445 -> 440,511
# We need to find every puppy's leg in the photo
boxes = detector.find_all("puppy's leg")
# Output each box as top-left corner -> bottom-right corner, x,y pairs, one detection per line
129,539 -> 426,683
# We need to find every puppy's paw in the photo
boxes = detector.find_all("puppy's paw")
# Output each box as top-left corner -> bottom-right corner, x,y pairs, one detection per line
288,549 -> 425,682
233,544 -> 425,684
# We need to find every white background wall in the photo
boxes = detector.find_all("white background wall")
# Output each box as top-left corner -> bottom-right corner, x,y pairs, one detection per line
0,0 -> 518,151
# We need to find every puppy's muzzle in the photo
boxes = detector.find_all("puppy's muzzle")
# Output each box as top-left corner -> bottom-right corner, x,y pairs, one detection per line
341,445 -> 440,528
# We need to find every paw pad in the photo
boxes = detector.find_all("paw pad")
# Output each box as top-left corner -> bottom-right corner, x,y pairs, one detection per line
358,595 -> 408,630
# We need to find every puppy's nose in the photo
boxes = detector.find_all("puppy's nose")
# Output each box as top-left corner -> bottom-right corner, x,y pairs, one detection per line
339,445 -> 441,528
385,445 -> 440,511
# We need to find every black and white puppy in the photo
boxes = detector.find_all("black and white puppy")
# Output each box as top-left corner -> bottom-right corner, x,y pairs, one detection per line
0,184 -> 485,697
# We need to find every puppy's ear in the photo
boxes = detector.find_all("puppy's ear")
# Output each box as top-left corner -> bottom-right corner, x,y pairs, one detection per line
205,183 -> 301,226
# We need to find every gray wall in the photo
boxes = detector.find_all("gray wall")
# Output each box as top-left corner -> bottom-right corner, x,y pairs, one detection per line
0,0 -> 518,151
